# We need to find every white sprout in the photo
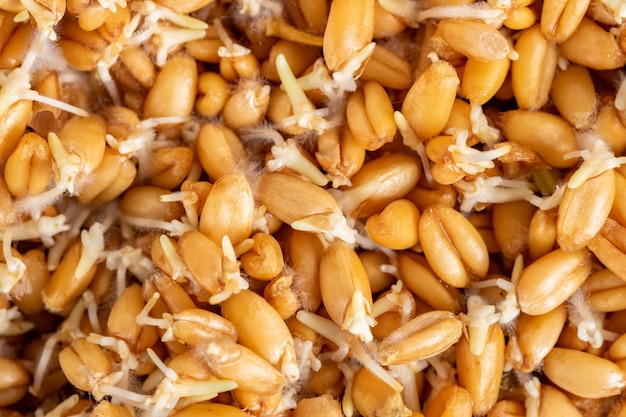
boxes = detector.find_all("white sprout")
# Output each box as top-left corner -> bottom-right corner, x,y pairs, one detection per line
34,394 -> 83,417
0,229 -> 26,294
294,42 -> 375,100
338,361 -> 358,417
208,236 -> 249,305
119,214 -> 195,237
567,289 -> 619,348
15,0 -> 63,40
291,211 -> 357,245
526,183 -> 565,211
31,298 -> 88,396
157,234 -> 193,283
394,111 -> 434,186
448,130 -> 511,175
464,295 -> 501,355
0,305 -> 34,336
388,361 -> 427,411
372,280 -> 414,325
455,176 -> 536,212
106,116 -> 189,156
275,53 -> 331,134
469,103 -> 501,145
267,138 -> 329,186
144,348 -> 238,417
416,3 -> 508,26
342,290 -> 377,343
160,191 -> 200,228
241,125 -> 329,185
106,246 -> 154,296
470,254 -> 523,325
378,0 -> 421,27
295,58 -> 337,97
75,223 -> 106,280
564,138 -> 626,189
424,355 -> 457,403
213,18 -> 252,58
331,42 -> 376,93
48,132 -> 82,195
1,215 -> 70,247
296,310 -> 403,392
519,373 -> 541,417
97,0 -> 127,13
87,333 -> 139,388
328,180 -> 381,219
0,33 -> 89,116
46,204 -> 92,270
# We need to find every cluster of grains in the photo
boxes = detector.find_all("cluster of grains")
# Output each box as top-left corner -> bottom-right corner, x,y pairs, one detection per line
3,0 -> 626,416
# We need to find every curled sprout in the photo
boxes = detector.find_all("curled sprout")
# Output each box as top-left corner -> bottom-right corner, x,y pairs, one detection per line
564,138 -> 626,189
296,310 -> 403,392
448,130 -> 511,175
455,176 -> 536,213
